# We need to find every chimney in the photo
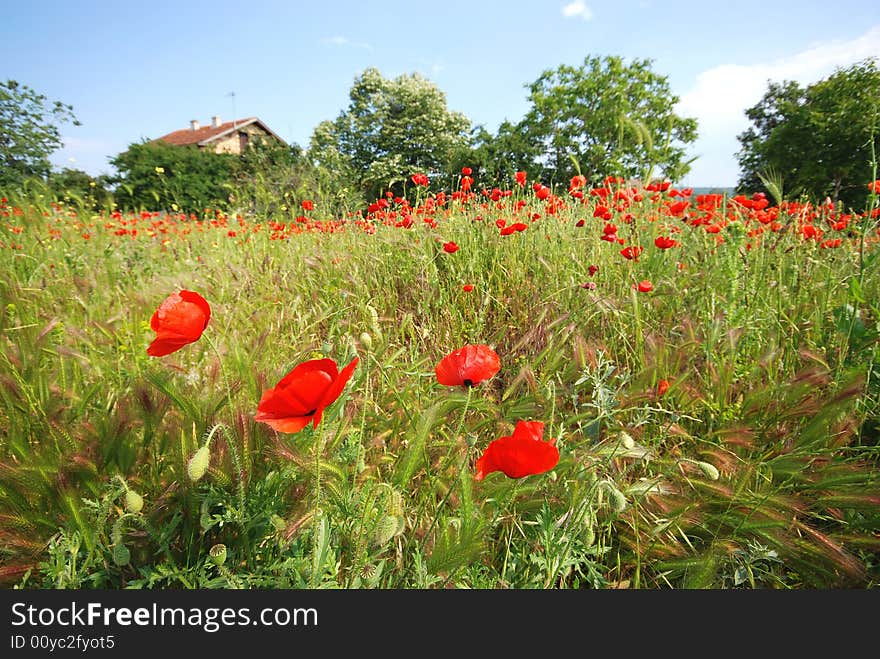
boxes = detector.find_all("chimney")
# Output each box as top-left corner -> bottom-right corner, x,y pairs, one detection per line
190,119 -> 200,131
212,115 -> 221,128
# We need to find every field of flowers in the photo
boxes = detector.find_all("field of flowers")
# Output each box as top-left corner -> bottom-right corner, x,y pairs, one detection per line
1,171 -> 879,589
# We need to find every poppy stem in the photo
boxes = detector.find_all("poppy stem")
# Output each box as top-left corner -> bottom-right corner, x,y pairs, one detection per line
311,425 -> 325,588
418,386 -> 474,569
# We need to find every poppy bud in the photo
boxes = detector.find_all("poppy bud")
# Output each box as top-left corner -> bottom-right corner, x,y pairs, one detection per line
360,332 -> 372,351
373,515 -> 400,546
187,445 -> 211,482
602,480 -> 627,513
124,489 -> 144,514
698,461 -> 720,480
209,543 -> 227,566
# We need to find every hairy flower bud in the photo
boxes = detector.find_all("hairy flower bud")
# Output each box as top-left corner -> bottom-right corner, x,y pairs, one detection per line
359,332 -> 372,351
124,489 -> 144,514
698,461 -> 720,481
187,445 -> 211,482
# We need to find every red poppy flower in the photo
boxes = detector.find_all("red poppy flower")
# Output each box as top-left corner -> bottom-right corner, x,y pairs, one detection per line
656,379 -> 669,397
635,280 -> 653,292
515,171 -> 527,187
461,167 -> 472,176
442,241 -> 459,253
147,290 -> 211,357
474,421 -> 559,481
462,284 -> 474,292
435,344 -> 501,387
255,357 -> 359,433
654,235 -> 679,249
301,199 -> 314,212
869,180 -> 880,194
620,245 -> 643,261
588,264 -> 599,277
411,173 -> 429,186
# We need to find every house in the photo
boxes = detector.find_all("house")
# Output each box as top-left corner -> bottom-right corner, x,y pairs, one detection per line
152,116 -> 286,154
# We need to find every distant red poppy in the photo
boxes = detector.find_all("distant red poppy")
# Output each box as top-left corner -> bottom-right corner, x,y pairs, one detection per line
255,357 -> 359,433
411,173 -> 429,186
461,167 -> 472,176
656,379 -> 669,397
654,235 -> 679,249
620,245 -> 643,261
147,290 -> 211,357
635,280 -> 653,292
442,241 -> 460,253
435,344 -> 501,387
301,199 -> 314,212
462,284 -> 474,292
515,171 -> 527,187
474,420 -> 559,481
588,264 -> 599,277
870,180 -> 880,194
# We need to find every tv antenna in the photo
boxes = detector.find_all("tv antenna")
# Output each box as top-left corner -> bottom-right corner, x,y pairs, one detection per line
227,91 -> 237,130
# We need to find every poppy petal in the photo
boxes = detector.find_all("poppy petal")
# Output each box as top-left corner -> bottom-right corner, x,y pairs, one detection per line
318,356 -> 359,410
474,420 -> 559,480
253,412 -> 314,434
147,290 -> 210,357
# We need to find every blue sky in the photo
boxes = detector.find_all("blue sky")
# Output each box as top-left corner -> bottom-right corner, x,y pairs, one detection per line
4,0 -> 879,187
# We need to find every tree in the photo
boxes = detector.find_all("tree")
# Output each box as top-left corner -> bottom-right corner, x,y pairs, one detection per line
454,122 -> 543,189
736,58 -> 880,209
519,55 -> 698,185
0,79 -> 80,191
48,167 -> 114,210
308,68 -> 472,199
109,141 -> 240,212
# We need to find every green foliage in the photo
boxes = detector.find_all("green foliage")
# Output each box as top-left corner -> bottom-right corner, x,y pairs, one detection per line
308,68 -> 472,200
0,79 -> 80,193
737,58 -> 880,210
518,55 -> 698,184
109,140 -> 241,212
456,122 -> 543,188
47,168 -> 114,211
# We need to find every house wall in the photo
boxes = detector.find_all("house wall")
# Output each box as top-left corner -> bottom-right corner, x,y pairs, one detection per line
211,124 -> 273,154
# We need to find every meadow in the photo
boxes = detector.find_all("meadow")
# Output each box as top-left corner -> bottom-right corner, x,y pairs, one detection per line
1,172 -> 879,589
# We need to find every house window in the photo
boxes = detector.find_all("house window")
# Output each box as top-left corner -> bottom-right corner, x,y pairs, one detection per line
239,132 -> 249,152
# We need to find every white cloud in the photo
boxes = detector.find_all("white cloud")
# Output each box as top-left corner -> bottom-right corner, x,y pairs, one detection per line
561,1 -> 592,21
676,25 -> 880,186
321,35 -> 372,50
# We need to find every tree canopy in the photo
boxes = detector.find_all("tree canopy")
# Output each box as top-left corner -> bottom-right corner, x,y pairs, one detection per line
517,55 -> 698,185
109,141 -> 241,212
308,68 -> 472,199
736,58 -> 880,210
0,79 -> 80,191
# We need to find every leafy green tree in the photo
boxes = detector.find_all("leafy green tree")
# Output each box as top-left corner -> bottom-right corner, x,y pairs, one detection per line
109,141 -> 240,212
0,79 -> 80,192
308,68 -> 472,199
48,167 -> 114,210
519,55 -> 698,185
736,58 -> 880,209
451,122 -> 543,189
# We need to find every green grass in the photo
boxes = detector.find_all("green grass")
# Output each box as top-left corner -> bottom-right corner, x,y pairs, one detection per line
0,182 -> 878,589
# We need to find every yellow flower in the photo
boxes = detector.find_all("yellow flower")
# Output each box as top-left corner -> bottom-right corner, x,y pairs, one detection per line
155,166 -> 165,175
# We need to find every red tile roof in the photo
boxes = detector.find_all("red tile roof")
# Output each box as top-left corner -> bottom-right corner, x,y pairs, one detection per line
153,117 -> 261,146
